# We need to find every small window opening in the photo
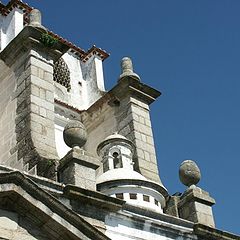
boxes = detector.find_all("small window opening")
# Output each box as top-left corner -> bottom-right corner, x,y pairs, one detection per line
143,195 -> 150,202
154,199 -> 159,206
113,151 -> 123,169
129,193 -> 137,199
116,193 -> 124,199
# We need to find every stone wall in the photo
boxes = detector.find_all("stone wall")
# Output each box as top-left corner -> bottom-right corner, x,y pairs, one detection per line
0,61 -> 17,169
0,26 -> 68,178
82,78 -> 162,184
0,209 -> 49,240
116,96 -> 160,183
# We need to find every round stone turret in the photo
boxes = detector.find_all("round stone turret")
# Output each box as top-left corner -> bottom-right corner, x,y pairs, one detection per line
96,133 -> 168,213
97,133 -> 135,172
118,57 -> 140,81
63,120 -> 87,148
179,160 -> 201,187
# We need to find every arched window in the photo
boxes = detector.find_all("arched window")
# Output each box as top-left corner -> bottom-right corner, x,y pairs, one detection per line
53,58 -> 71,91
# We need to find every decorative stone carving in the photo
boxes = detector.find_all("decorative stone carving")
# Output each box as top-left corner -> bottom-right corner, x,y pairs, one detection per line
118,57 -> 140,81
179,160 -> 201,187
29,9 -> 46,30
53,58 -> 71,91
63,120 -> 87,148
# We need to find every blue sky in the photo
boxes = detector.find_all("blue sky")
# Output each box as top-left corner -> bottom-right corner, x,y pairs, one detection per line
4,0 -> 240,234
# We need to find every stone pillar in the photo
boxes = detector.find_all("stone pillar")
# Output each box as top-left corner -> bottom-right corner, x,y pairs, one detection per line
57,120 -> 100,190
178,160 -> 215,227
0,24 -> 68,178
58,148 -> 99,191
112,57 -> 162,184
178,186 -> 215,227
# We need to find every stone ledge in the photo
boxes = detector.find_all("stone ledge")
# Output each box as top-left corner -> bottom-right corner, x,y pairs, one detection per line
111,76 -> 161,105
0,25 -> 69,65
179,187 -> 215,207
123,204 -> 194,232
0,164 -> 64,194
194,224 -> 240,240
64,184 -> 124,212
58,148 -> 100,172
97,179 -> 169,199
0,171 -> 110,240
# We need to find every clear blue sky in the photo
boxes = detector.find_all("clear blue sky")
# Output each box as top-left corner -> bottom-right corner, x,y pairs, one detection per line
6,0 -> 240,234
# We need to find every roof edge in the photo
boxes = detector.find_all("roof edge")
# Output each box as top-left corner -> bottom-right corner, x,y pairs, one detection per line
0,171 -> 111,240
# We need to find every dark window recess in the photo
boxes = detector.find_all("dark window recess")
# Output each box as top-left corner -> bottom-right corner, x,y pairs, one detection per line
116,193 -> 124,199
129,193 -> 137,199
154,199 -> 159,206
53,58 -> 71,91
143,195 -> 150,202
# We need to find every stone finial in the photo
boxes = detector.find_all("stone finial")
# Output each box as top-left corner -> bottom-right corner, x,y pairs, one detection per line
179,160 -> 201,187
29,9 -> 46,29
118,57 -> 140,81
63,120 -> 87,148
178,160 -> 215,227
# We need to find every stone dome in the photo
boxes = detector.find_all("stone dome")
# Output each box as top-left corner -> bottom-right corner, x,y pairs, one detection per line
97,132 -> 135,155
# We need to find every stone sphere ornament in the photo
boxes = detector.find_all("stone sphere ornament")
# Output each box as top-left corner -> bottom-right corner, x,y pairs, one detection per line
63,120 -> 87,148
179,160 -> 201,187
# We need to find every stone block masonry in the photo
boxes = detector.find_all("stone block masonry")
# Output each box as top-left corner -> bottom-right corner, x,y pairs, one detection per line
0,26 -> 69,178
116,96 -> 160,183
82,76 -> 163,185
0,66 -> 17,169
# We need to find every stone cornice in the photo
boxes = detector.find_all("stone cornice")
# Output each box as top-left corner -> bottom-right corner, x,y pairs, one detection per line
194,224 -> 240,240
97,178 -> 169,199
111,77 -> 161,105
0,25 -> 69,66
58,148 -> 100,172
179,187 -> 216,207
0,171 -> 110,240
64,184 -> 124,211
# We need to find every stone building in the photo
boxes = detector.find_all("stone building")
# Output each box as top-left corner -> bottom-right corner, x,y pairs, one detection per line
0,1 -> 239,239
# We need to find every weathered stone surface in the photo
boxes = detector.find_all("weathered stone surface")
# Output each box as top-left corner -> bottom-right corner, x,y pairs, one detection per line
82,76 -> 163,184
0,171 -> 110,240
194,224 -> 240,240
179,160 -> 201,187
58,148 -> 100,190
118,57 -> 140,81
0,25 -> 69,178
164,195 -> 180,217
178,186 -> 215,227
63,120 -> 87,148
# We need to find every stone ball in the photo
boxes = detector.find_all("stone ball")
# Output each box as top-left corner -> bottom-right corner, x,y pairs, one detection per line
179,160 -> 201,187
63,120 -> 87,148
